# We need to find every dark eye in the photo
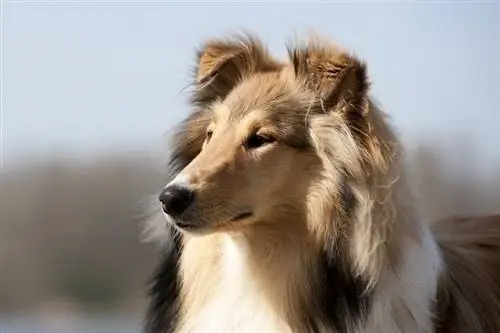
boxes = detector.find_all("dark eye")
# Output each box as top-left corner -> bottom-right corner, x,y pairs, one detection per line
245,133 -> 275,149
205,130 -> 213,142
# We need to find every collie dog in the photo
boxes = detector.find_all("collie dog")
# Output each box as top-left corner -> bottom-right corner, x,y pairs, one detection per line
143,33 -> 500,333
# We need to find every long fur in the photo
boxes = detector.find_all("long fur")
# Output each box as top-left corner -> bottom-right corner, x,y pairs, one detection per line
433,215 -> 500,333
143,32 -> 500,333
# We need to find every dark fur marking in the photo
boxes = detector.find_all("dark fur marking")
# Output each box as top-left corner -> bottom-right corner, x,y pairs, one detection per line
313,248 -> 372,333
308,183 -> 372,333
144,227 -> 181,333
339,179 -> 356,215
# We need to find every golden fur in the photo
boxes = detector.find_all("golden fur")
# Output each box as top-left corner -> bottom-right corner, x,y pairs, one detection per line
145,32 -> 500,333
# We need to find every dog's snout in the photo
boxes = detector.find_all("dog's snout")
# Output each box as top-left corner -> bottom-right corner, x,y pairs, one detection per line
159,185 -> 195,218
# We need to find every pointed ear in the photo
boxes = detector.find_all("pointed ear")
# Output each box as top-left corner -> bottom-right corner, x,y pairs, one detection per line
288,39 -> 370,122
192,34 -> 281,106
289,39 -> 391,177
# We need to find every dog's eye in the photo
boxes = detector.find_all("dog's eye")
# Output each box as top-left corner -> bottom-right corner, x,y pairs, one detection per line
205,130 -> 213,142
245,133 -> 275,149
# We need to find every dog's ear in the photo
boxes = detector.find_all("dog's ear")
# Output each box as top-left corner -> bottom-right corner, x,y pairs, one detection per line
170,35 -> 279,175
192,34 -> 281,106
289,39 -> 370,130
289,38 -> 391,178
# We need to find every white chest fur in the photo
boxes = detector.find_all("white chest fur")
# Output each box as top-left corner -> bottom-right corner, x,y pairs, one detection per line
359,228 -> 443,333
178,236 -> 291,333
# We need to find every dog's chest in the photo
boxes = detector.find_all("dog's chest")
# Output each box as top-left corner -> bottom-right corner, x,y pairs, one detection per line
179,237 -> 291,333
182,288 -> 288,333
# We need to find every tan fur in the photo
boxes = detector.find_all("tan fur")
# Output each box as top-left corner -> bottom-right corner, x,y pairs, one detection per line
150,32 -> 500,333
178,225 -> 316,332
432,214 -> 500,333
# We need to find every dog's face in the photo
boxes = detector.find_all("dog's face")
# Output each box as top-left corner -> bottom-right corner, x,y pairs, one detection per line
159,35 -> 373,235
161,72 -> 322,233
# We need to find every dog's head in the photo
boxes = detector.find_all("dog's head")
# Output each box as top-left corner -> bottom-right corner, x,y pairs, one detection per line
158,34 -> 389,237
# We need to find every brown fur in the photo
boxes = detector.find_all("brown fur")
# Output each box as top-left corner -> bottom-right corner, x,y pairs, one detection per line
168,33 -> 391,332
433,214 -> 500,333
146,32 -> 500,333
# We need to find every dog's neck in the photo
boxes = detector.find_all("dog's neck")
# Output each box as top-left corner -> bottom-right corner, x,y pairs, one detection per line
177,198 -> 442,333
228,228 -> 313,309
178,218 -> 319,331
179,212 -> 374,333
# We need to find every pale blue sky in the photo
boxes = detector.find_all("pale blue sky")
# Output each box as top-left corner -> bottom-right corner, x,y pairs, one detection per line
3,2 -> 499,168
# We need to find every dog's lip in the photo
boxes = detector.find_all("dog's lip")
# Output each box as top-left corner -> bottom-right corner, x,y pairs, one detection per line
174,221 -> 199,230
168,211 -> 253,232
229,211 -> 253,221
164,215 -> 199,230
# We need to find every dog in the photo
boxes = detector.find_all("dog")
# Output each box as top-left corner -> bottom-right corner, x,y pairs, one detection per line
142,33 -> 500,333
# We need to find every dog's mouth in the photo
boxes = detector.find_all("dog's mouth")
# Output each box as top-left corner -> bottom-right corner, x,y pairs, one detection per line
172,211 -> 253,232
175,222 -> 196,230
229,211 -> 253,221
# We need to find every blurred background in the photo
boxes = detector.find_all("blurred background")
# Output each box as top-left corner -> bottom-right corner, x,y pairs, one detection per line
1,1 -> 499,332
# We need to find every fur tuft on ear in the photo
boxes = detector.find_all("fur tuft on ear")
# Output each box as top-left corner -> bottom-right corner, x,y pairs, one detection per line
287,38 -> 370,131
287,37 -> 387,175
193,33 -> 281,106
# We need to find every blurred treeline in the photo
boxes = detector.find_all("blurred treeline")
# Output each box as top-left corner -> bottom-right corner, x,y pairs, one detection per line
0,142 -> 498,316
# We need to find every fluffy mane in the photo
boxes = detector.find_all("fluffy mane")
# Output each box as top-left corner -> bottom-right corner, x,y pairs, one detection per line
142,33 -> 500,333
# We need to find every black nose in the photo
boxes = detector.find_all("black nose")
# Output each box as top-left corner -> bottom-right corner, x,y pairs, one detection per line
159,185 -> 195,218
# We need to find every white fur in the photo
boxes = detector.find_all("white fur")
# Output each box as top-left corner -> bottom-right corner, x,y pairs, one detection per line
167,172 -> 190,189
361,227 -> 443,333
177,235 -> 291,333
177,229 -> 442,333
